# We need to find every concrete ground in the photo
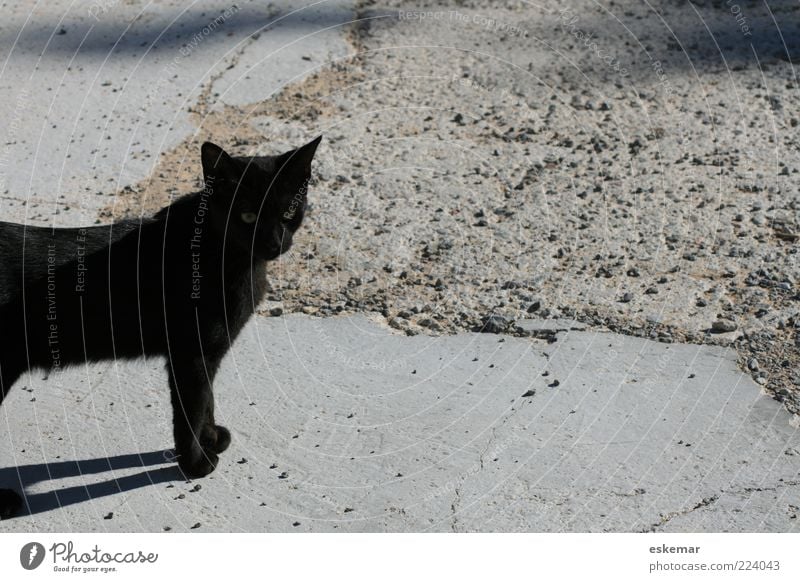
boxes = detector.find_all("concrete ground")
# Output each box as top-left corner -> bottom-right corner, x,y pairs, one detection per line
1,0 -> 799,532
2,314 -> 799,532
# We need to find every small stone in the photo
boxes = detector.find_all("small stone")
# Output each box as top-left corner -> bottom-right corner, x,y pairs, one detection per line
696,298 -> 708,307
479,314 -> 511,334
711,318 -> 737,333
521,390 -> 536,398
269,307 -> 283,317
620,292 -> 633,303
191,522 -> 201,529
747,358 -> 759,372
103,512 -> 113,520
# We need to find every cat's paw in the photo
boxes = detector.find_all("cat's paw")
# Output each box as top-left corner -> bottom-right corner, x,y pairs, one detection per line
0,488 -> 23,519
212,425 -> 231,454
177,450 -> 218,478
200,424 -> 231,454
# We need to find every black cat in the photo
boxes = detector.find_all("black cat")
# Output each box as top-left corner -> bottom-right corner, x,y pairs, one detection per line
0,137 -> 321,518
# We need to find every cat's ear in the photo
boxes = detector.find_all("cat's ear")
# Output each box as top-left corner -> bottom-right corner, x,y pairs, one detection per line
277,135 -> 322,179
201,142 -> 238,184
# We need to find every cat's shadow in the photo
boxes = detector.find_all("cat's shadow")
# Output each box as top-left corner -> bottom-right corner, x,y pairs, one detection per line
0,450 -> 184,518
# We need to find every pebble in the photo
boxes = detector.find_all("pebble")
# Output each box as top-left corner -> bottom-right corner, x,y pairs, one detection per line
712,318 -> 737,333
479,314 -> 511,334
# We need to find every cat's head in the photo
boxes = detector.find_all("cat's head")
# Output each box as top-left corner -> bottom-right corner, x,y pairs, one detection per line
200,136 -> 322,260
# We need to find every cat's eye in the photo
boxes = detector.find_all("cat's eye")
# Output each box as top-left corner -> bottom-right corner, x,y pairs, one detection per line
240,212 -> 258,224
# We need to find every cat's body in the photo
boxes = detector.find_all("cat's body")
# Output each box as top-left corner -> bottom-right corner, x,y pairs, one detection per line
0,138 -> 321,518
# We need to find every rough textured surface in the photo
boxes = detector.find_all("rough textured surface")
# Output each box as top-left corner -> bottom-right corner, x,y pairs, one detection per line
1,0 -> 799,532
1,315 -> 799,532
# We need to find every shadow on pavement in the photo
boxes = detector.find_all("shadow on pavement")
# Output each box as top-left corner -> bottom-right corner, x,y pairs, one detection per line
0,450 -> 182,517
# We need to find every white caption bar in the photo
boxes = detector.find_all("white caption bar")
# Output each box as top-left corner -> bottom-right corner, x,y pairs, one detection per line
0,533 -> 797,581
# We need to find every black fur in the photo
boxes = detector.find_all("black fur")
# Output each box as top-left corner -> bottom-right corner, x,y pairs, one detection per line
0,137 -> 321,518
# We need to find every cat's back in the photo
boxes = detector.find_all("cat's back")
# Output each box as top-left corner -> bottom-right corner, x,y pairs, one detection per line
0,219 -> 142,304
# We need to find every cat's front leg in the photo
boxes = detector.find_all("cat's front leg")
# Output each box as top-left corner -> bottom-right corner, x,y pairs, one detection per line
0,353 -> 24,408
166,356 -> 226,478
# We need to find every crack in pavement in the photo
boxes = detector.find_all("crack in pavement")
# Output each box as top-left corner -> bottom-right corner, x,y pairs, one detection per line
638,478 -> 800,532
640,495 -> 720,533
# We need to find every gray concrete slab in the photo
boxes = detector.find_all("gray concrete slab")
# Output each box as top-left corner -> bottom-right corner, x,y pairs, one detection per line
0,0 -> 354,224
1,314 -> 798,532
